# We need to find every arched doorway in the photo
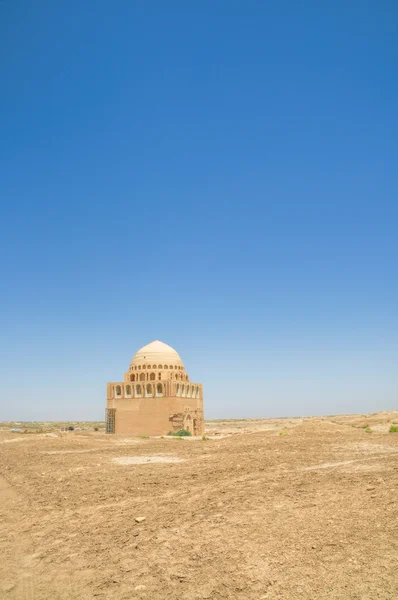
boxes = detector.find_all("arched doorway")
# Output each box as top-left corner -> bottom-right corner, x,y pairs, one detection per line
184,413 -> 192,433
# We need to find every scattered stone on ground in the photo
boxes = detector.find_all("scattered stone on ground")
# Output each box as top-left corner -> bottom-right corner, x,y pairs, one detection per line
134,517 -> 147,523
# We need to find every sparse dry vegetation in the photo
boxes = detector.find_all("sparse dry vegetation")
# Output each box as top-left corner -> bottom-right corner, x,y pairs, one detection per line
0,421 -> 105,434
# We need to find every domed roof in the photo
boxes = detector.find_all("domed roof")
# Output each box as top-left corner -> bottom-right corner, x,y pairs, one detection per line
130,340 -> 184,368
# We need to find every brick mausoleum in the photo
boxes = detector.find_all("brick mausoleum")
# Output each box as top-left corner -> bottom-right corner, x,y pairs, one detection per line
106,340 -> 204,436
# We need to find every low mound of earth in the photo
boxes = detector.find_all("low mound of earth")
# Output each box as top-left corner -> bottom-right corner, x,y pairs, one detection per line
112,456 -> 185,465
1,413 -> 398,599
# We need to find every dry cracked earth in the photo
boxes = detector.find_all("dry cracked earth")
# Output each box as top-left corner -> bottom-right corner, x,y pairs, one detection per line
1,414 -> 398,599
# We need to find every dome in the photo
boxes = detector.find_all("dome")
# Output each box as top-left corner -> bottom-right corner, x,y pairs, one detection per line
130,340 -> 184,369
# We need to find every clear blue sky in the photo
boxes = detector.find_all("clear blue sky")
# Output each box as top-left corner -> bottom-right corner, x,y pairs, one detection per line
1,1 -> 397,421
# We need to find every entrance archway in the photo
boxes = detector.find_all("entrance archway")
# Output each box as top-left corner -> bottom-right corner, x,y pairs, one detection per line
184,413 -> 192,433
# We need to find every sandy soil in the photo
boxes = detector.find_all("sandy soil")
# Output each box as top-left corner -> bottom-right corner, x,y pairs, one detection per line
1,413 -> 398,599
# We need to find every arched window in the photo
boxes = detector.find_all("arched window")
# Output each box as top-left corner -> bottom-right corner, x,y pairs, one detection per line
187,386 -> 191,398
156,384 -> 163,397
158,372 -> 161,380
130,374 -> 135,382
158,365 -> 162,369
147,365 -> 151,370
169,365 -> 173,370
115,385 -> 121,397
146,384 -> 152,397
126,385 -> 131,397
152,364 -> 156,369
176,384 -> 180,396
192,386 -> 196,398
135,384 -> 142,396
150,372 -> 155,381
140,373 -> 145,382
174,365 -> 177,369
143,364 -> 146,369
164,365 -> 168,369
182,384 -> 185,397
175,373 -> 178,380
196,386 -> 200,397
138,365 -> 141,370
186,375 -> 188,381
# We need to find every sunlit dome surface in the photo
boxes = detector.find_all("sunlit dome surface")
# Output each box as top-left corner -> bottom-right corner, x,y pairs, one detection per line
130,340 -> 184,369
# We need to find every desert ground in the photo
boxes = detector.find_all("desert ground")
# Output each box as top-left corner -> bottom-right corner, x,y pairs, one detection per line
1,412 -> 398,599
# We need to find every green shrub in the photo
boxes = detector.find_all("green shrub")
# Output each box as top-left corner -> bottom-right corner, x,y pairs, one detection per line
168,429 -> 191,437
202,434 -> 208,440
365,427 -> 372,433
140,435 -> 149,439
94,427 -> 99,431
176,429 -> 191,436
389,425 -> 398,433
